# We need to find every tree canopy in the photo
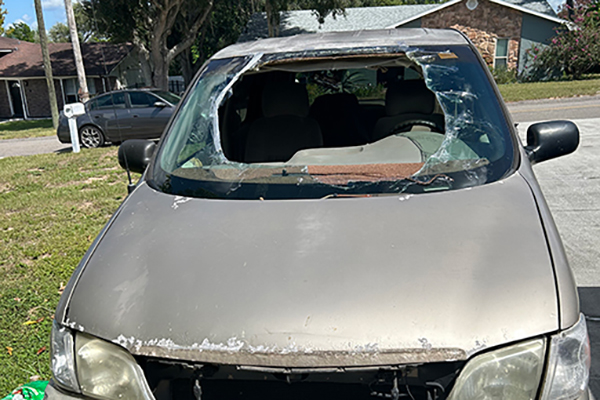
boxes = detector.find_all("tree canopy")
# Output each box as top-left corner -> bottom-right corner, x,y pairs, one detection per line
49,3 -> 98,43
0,0 -> 6,35
81,0 -> 214,90
6,22 -> 36,43
525,0 -> 600,80
49,22 -> 70,43
81,0 -> 354,89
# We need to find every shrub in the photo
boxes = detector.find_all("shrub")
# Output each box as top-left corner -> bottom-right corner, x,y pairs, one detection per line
524,0 -> 600,81
490,66 -> 519,84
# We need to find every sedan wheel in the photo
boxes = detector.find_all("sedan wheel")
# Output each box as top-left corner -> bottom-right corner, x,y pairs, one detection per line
79,125 -> 105,148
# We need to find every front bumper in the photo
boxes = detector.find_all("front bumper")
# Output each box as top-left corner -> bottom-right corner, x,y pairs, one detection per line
56,121 -> 71,144
43,378 -> 596,400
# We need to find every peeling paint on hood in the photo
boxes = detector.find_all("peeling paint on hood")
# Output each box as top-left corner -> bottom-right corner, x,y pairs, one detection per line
60,171 -> 558,367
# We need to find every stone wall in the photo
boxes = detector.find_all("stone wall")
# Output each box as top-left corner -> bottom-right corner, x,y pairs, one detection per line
421,0 -> 522,69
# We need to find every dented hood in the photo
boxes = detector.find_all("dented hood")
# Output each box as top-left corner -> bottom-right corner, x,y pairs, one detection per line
63,172 -> 558,367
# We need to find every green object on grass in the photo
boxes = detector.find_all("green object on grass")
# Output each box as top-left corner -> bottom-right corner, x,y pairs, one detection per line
1,381 -> 48,400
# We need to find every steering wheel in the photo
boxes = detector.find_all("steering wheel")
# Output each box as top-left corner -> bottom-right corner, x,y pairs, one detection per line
391,119 -> 445,135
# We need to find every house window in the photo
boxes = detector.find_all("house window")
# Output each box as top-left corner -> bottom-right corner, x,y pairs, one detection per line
494,38 -> 509,69
64,78 -> 98,103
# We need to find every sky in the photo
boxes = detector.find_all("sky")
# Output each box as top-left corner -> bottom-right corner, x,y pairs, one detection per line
3,0 -> 68,31
2,0 -> 565,33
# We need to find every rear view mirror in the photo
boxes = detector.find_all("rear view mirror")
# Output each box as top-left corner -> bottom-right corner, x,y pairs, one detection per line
118,139 -> 156,174
525,120 -> 579,164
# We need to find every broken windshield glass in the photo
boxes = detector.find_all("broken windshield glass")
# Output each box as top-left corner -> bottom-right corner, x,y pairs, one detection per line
150,45 -> 516,200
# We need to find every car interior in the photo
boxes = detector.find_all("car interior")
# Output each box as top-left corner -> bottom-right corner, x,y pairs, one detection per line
217,56 -> 447,165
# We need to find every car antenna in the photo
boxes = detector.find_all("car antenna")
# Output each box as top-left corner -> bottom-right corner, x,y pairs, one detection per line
89,1 -> 135,194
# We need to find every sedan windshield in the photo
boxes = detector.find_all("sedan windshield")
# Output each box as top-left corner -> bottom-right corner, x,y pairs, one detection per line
152,90 -> 181,105
151,45 -> 516,200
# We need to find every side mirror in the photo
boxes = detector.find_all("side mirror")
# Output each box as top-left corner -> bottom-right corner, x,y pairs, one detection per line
525,120 -> 579,165
118,139 -> 156,174
154,101 -> 167,108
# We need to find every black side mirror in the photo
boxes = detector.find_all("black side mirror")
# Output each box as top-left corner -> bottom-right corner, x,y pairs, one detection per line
525,120 -> 579,165
154,101 -> 167,108
118,139 -> 156,174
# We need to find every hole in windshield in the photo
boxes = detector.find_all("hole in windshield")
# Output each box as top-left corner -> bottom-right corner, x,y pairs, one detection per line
152,46 -> 515,200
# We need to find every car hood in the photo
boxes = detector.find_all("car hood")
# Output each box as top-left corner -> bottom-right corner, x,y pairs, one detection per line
63,172 -> 558,367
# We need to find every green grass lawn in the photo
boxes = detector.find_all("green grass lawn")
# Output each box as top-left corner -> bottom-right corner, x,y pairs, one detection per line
498,78 -> 600,102
0,148 -> 138,395
0,120 -> 55,141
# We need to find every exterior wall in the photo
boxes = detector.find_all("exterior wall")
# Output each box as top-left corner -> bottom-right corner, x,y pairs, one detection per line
110,52 -> 148,89
23,79 -> 51,118
402,18 -> 422,28
519,14 -> 561,73
0,81 -> 12,118
421,0 -> 522,69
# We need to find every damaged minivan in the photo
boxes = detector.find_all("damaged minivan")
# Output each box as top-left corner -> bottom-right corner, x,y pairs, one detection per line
46,29 -> 591,400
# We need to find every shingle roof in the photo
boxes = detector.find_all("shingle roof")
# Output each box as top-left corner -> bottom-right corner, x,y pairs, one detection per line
239,0 -> 559,42
0,37 -> 25,51
501,0 -> 556,15
0,41 -> 132,78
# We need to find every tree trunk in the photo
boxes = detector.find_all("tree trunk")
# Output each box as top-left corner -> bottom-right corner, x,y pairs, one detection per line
266,0 -> 275,37
148,0 -> 213,90
34,0 -> 59,128
152,52 -> 169,90
178,48 -> 195,86
65,0 -> 89,102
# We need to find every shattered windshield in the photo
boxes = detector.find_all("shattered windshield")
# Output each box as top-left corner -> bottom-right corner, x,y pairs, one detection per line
151,45 -> 516,200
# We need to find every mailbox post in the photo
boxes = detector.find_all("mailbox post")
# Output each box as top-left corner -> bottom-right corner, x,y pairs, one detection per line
64,102 -> 86,153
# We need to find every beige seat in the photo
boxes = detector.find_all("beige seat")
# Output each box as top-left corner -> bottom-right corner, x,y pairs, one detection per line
244,82 -> 323,163
371,80 -> 445,142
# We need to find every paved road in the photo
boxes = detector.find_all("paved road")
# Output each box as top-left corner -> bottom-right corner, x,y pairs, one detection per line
0,135 -> 70,159
508,94 -> 600,122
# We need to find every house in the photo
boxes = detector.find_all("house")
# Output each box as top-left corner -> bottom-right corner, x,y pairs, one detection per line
0,37 -> 148,120
240,0 -> 565,72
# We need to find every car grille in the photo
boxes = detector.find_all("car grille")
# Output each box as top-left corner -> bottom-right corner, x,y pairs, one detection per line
137,357 -> 464,400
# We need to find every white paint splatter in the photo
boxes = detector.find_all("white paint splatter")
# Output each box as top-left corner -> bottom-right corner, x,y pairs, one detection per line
171,196 -> 192,210
111,335 -> 383,356
418,338 -> 433,351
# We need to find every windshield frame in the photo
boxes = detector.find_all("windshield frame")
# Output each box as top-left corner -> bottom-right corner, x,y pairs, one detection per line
146,43 -> 520,200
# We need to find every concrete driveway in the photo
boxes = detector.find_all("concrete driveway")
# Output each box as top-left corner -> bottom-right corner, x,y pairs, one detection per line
513,116 -> 600,399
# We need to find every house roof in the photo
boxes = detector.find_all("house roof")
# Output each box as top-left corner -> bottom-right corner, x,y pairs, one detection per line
239,0 -> 561,42
0,37 -> 23,51
0,41 -> 133,78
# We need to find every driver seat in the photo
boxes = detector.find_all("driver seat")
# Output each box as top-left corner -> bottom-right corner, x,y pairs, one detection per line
371,80 -> 445,142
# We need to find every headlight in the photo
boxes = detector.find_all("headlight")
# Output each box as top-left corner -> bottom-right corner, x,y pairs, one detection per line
76,333 -> 154,400
50,321 -> 80,393
541,314 -> 591,400
50,322 -> 153,400
447,339 -> 546,400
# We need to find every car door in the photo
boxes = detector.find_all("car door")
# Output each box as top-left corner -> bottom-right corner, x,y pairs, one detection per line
89,92 -> 131,142
126,91 -> 173,139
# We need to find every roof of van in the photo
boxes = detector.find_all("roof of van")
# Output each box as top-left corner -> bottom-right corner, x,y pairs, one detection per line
212,28 -> 469,60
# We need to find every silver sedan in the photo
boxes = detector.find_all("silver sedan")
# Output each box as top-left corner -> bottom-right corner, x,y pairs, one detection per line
56,89 -> 180,148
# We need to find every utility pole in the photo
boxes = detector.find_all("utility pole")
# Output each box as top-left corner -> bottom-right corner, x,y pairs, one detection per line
64,0 -> 89,102
34,0 -> 59,129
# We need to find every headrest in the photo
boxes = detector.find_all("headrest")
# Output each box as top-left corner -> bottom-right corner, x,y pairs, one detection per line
262,82 -> 310,118
385,80 -> 436,116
